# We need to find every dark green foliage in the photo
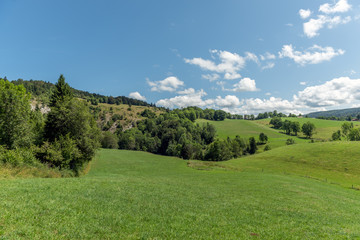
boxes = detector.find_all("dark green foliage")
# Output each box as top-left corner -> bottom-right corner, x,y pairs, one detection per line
248,137 -> 257,154
101,132 -> 119,149
302,122 -> 316,139
12,79 -> 151,107
204,139 -> 232,161
0,79 -> 33,149
141,109 -> 156,118
0,146 -> 38,167
42,75 -> 100,173
290,121 -> 301,136
332,130 -> 342,141
341,122 -> 353,138
282,120 -> 292,135
348,128 -> 360,141
259,133 -> 268,144
264,145 -> 271,151
269,117 -> 283,129
286,138 -> 295,145
49,74 -> 73,107
36,135 -> 81,169
307,107 -> 360,119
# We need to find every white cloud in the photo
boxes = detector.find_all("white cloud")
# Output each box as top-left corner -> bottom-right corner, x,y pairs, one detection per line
279,44 -> 345,65
261,62 -> 275,70
202,73 -> 220,82
303,15 -> 351,38
299,9 -> 312,19
300,82 -> 307,85
245,52 -> 259,64
147,76 -> 184,92
230,78 -> 259,92
319,0 -> 352,14
265,92 -> 271,96
260,52 -> 276,61
177,88 -> 195,95
156,89 -> 212,109
286,23 -> 294,27
184,49 -> 246,80
129,92 -> 146,101
215,95 -> 241,108
240,97 -> 300,115
294,77 -> 360,108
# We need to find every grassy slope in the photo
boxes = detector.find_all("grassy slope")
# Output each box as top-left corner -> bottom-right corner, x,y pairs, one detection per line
256,117 -> 360,140
1,149 -> 360,239
191,141 -> 360,189
197,119 -> 308,149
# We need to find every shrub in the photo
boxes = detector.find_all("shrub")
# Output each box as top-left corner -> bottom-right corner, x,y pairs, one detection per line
286,138 -> 295,145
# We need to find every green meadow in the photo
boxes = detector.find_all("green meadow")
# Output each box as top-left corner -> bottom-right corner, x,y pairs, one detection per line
1,149 -> 360,239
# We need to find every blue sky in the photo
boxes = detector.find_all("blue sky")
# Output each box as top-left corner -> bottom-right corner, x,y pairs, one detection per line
1,0 -> 360,114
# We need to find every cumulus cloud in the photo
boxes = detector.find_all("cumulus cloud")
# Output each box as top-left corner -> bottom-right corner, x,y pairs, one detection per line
299,9 -> 312,19
202,73 -> 220,82
300,82 -> 307,85
294,77 -> 360,108
303,15 -> 351,38
279,44 -> 344,65
319,0 -> 351,14
177,88 -> 195,95
147,76 -> 184,92
156,89 -> 212,109
129,92 -> 146,101
240,97 -> 299,115
215,95 -> 241,108
229,78 -> 258,92
184,49 -> 246,80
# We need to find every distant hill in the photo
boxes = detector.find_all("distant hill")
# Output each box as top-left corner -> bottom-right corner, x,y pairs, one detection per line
306,107 -> 360,119
11,79 -> 152,107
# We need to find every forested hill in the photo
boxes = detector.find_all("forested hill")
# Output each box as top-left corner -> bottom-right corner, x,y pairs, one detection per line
11,79 -> 152,107
306,107 -> 360,119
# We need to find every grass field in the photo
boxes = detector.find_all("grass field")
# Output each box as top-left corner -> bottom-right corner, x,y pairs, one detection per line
198,118 -> 360,150
1,149 -> 360,239
256,117 -> 360,141
197,119 -> 308,149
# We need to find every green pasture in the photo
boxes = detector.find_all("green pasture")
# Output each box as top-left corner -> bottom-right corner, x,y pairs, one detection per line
1,149 -> 360,239
197,119 -> 308,149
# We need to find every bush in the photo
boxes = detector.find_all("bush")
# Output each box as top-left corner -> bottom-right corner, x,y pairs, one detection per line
264,145 -> 271,151
101,132 -> 119,149
286,138 -> 295,145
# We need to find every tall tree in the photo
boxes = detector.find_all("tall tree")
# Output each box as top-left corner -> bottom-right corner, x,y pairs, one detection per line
0,79 -> 32,148
49,74 -> 73,107
302,122 -> 316,139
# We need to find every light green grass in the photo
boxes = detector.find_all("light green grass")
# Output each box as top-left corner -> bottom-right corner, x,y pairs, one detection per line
192,141 -> 360,189
1,149 -> 360,239
197,119 -> 308,149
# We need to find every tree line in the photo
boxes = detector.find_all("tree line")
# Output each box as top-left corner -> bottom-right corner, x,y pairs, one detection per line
101,111 -> 268,161
269,117 -> 316,138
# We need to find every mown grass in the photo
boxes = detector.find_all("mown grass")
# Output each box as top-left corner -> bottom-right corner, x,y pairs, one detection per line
1,149 -> 360,239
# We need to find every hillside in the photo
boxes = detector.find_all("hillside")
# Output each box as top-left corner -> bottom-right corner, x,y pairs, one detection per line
1,149 -> 360,239
306,107 -> 360,119
191,141 -> 360,189
11,79 -> 152,107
